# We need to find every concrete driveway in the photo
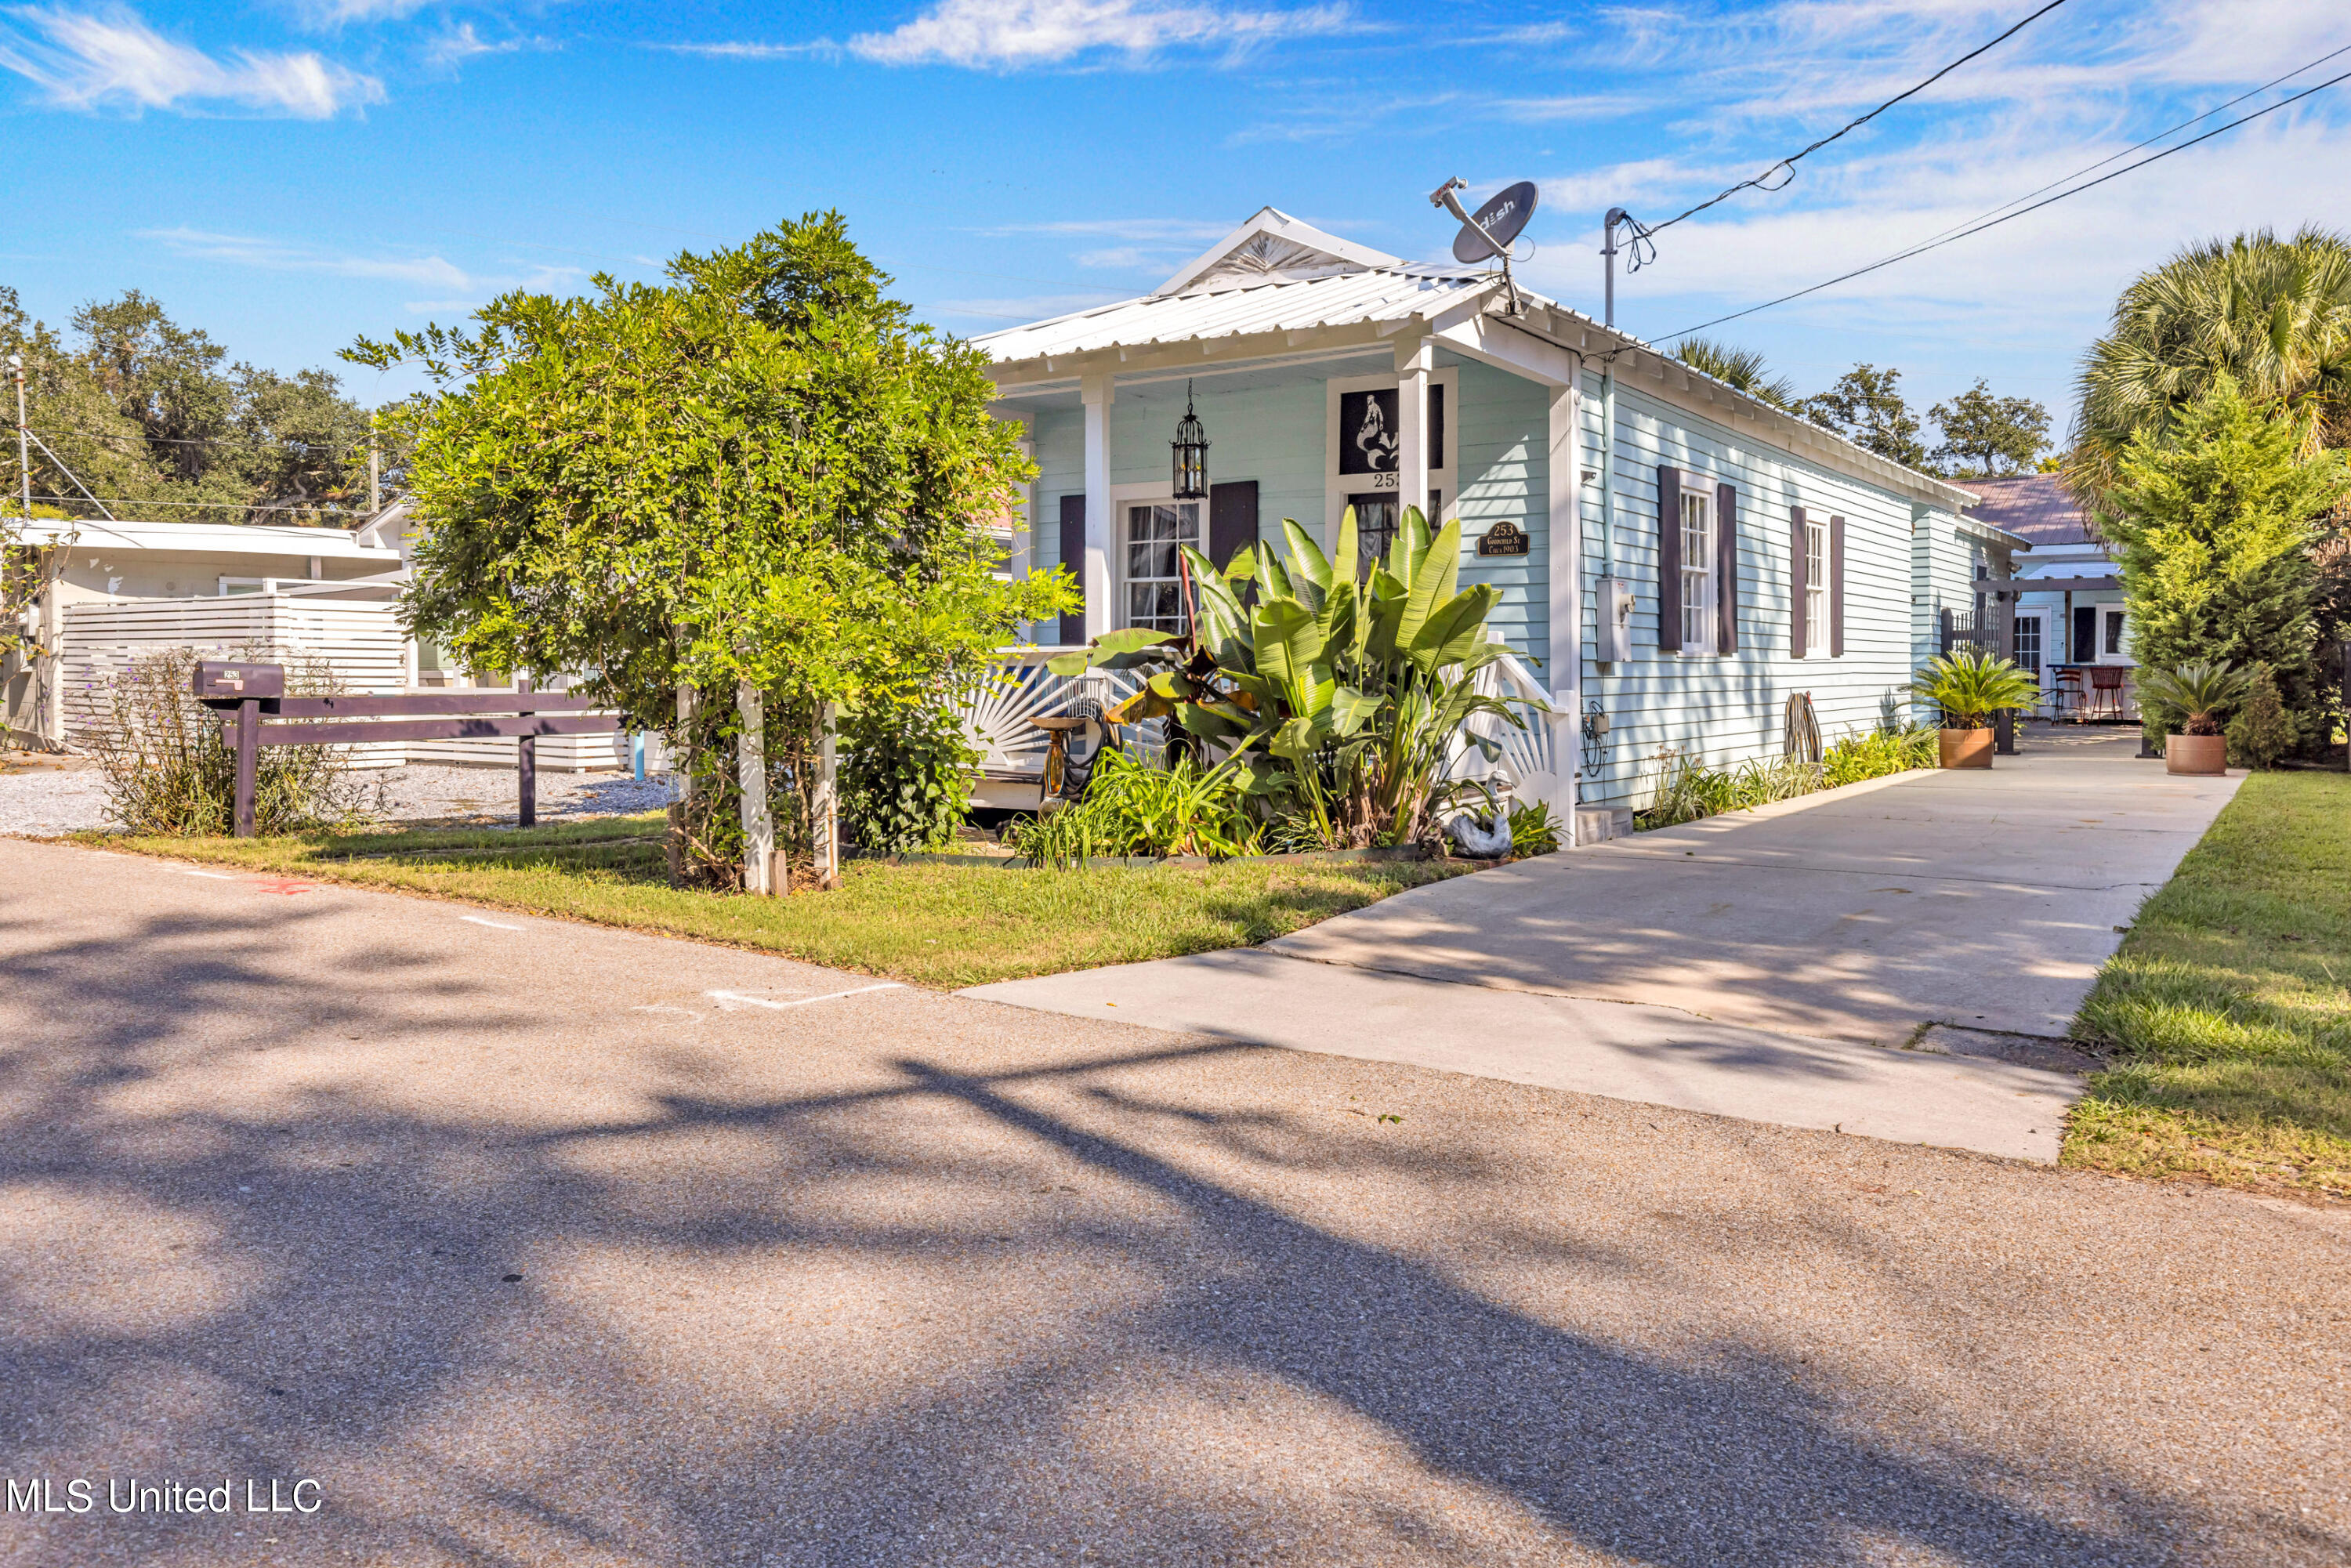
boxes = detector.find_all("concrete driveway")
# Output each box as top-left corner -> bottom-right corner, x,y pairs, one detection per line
968,730 -> 2241,1161
4,835 -> 2346,1566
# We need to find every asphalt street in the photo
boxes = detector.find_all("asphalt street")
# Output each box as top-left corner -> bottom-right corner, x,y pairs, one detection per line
2,836 -> 2346,1566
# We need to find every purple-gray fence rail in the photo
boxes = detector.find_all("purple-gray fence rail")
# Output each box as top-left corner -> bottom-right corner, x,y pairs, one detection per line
192,661 -> 621,836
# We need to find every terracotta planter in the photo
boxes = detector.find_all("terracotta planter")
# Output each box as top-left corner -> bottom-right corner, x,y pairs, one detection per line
2165,732 -> 2227,776
1939,727 -> 1994,770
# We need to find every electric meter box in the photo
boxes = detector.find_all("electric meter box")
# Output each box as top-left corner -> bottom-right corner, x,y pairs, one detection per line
1597,577 -> 1633,664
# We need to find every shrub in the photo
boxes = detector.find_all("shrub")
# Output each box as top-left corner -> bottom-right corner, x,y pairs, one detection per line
1821,725 -> 1937,786
1506,799 -> 1560,856
1005,749 -> 1259,867
839,698 -> 978,855
90,646 -> 379,835
2227,664 -> 2295,768
1908,647 -> 2038,729
2135,659 -> 2250,737
1637,750 -> 1821,829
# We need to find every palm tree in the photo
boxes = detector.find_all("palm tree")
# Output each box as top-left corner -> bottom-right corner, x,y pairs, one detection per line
1670,338 -> 1797,411
2071,226 -> 2351,492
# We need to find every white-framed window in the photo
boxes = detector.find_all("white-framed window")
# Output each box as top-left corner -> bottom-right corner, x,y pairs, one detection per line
1804,515 -> 1829,657
1122,499 -> 1200,634
1679,487 -> 1714,653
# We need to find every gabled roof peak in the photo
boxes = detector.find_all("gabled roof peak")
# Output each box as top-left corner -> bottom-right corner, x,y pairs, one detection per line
1154,207 -> 1403,298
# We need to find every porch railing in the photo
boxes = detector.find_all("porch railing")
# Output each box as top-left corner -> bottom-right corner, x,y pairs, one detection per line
1445,650 -> 1567,811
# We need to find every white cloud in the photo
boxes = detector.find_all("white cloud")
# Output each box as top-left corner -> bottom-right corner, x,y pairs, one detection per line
422,23 -> 552,73
136,226 -> 582,310
649,39 -> 840,62
288,0 -> 435,24
0,5 -> 382,117
846,0 -> 1351,68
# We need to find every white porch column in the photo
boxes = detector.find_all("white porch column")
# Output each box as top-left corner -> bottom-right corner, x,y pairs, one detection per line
1547,378 -> 1584,839
1395,335 -> 1431,523
1081,373 -> 1115,640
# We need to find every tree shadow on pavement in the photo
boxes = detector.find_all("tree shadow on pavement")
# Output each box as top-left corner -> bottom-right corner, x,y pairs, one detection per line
0,889 -> 2335,1567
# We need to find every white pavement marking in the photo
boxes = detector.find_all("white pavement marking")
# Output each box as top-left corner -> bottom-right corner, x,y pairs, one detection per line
462,915 -> 526,931
706,984 -> 903,1011
184,870 -> 234,880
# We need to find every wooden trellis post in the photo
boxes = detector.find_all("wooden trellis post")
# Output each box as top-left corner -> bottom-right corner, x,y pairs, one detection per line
737,679 -> 776,895
813,701 -> 840,888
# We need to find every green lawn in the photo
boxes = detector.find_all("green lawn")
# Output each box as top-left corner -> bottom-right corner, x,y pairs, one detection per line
2068,770 -> 2351,1200
88,815 -> 1469,990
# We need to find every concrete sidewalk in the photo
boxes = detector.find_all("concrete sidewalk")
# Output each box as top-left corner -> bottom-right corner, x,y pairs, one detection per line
965,730 -> 2241,1162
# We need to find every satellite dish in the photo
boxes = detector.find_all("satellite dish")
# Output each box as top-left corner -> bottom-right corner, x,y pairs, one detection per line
1452,180 -> 1538,264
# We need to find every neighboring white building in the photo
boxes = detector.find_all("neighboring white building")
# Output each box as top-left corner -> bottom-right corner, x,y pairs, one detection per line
1958,475 -> 2133,721
974,206 -> 1991,836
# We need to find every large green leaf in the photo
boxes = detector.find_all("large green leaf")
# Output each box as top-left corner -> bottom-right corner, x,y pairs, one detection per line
1253,598 -> 1328,694
1045,625 -> 1177,675
1281,518 -> 1332,611
1396,516 -> 1463,650
1407,585 -> 1504,672
1330,683 -> 1382,737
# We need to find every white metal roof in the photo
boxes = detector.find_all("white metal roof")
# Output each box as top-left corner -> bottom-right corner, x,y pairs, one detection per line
976,207 -> 1981,512
974,264 -> 1494,365
12,516 -> 400,560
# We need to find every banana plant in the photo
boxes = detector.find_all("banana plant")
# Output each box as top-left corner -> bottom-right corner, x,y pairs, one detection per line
1045,506 -> 1543,848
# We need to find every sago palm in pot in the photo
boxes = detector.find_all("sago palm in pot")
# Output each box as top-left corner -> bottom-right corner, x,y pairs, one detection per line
1909,649 -> 2039,769
2132,659 -> 2248,775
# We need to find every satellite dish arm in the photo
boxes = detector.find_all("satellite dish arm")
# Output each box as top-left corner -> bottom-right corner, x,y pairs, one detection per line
1427,177 -> 1523,316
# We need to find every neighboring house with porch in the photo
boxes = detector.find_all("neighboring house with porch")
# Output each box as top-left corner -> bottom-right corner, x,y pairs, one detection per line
973,207 -> 1984,838
1958,475 -> 2134,721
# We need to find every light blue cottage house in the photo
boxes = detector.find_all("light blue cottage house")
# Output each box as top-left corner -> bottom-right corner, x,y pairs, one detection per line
975,208 -> 1994,840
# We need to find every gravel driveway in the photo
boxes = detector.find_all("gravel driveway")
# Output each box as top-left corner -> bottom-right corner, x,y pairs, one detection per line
0,757 -> 671,836
3,835 -> 2345,1567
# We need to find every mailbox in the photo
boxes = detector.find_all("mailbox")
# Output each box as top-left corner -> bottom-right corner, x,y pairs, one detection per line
191,660 -> 285,708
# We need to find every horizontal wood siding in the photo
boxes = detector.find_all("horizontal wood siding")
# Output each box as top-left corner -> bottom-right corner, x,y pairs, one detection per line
1451,358 -> 1549,678
1577,373 -> 1940,813
1107,377 -> 1327,544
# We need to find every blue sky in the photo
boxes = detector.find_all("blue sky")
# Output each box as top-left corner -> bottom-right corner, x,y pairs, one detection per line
2,0 -> 2346,438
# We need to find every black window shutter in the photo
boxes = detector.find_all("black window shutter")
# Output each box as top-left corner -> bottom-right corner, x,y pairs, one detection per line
1716,481 -> 1739,654
1829,514 -> 1846,657
1058,494 -> 1087,646
1208,480 -> 1258,569
1430,382 -> 1446,472
1789,507 -> 1809,657
1656,465 -> 1683,653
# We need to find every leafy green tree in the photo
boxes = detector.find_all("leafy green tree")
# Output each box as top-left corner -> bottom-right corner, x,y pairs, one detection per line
1929,380 -> 2050,477
2074,226 -> 2351,492
4,285 -> 378,526
1797,364 -> 1925,468
348,212 -> 1074,885
2101,375 -> 2351,751
1670,339 -> 1795,411
2226,664 -> 2294,769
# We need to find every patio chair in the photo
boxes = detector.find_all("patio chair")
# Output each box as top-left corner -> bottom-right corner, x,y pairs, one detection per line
2049,666 -> 2084,721
2088,664 -> 2126,720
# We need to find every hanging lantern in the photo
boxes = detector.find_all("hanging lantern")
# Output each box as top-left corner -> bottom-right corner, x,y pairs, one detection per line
1171,380 -> 1209,501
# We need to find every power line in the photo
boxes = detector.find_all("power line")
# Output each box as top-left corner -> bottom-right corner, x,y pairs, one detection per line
31,493 -> 360,514
1898,38 -> 2351,255
1661,61 -> 2351,340
1646,0 -> 2076,236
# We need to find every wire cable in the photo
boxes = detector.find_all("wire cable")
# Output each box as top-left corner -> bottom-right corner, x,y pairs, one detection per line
1900,38 -> 2351,255
1661,61 -> 2351,339
1646,0 -> 2075,235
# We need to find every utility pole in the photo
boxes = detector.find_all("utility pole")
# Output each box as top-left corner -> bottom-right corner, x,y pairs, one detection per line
368,436 -> 380,513
1596,212 -> 1624,592
10,353 -> 27,524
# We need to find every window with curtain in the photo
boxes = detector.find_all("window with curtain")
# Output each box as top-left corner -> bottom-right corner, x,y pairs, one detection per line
1124,501 -> 1199,634
1805,516 -> 1828,657
1679,489 -> 1713,651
